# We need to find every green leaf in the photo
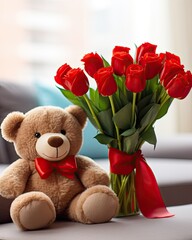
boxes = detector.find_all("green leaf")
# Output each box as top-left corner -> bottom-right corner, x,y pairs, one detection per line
138,103 -> 154,121
151,87 -> 167,104
123,130 -> 139,154
113,75 -> 128,106
139,104 -> 160,132
85,112 -> 98,129
140,126 -> 157,147
126,89 -> 134,102
58,88 -> 82,107
96,91 -> 110,111
89,88 -> 96,102
115,76 -> 130,107
59,88 -> 100,129
119,91 -> 130,106
114,75 -> 125,91
94,133 -> 115,145
111,92 -> 123,111
101,56 -> 110,67
121,128 -> 136,137
148,75 -> 159,92
97,109 -> 114,136
113,103 -> 132,130
137,94 -> 153,113
156,98 -> 173,119
89,88 -> 110,111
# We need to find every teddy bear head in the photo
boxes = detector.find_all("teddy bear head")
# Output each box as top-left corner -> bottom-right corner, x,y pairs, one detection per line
1,106 -> 87,161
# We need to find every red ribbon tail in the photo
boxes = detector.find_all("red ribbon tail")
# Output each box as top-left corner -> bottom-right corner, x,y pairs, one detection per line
135,157 -> 174,218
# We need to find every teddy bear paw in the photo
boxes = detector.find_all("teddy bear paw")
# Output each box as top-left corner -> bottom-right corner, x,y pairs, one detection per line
82,192 -> 118,223
71,185 -> 119,224
10,192 -> 56,230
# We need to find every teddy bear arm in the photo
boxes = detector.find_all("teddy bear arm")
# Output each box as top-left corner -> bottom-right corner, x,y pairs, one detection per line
0,159 -> 31,199
76,156 -> 110,188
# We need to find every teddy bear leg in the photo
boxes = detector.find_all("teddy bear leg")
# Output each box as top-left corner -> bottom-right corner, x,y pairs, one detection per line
68,185 -> 119,224
10,191 -> 56,230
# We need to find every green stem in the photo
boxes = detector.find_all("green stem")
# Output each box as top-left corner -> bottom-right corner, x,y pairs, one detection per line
83,94 -> 103,133
137,92 -> 142,103
160,94 -> 171,106
119,76 -> 126,96
130,171 -> 137,213
109,95 -> 122,151
131,92 -> 137,126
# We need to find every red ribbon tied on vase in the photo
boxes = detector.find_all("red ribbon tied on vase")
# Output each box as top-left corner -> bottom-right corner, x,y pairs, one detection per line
109,148 -> 174,218
35,156 -> 77,179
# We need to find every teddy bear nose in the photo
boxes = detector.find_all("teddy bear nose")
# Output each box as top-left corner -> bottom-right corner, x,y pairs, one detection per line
48,136 -> 64,148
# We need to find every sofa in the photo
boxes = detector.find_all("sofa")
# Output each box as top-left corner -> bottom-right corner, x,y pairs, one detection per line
0,81 -> 192,239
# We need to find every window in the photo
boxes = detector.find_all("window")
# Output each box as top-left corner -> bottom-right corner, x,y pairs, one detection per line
1,0 -> 192,134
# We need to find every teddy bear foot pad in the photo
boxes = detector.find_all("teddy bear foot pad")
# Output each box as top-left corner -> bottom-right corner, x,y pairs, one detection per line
82,192 -> 118,223
10,192 -> 56,230
69,185 -> 119,224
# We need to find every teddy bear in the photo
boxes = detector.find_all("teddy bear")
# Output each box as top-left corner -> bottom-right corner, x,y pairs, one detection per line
0,105 -> 119,230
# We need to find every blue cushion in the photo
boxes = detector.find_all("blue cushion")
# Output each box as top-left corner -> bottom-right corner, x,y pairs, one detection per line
33,81 -> 108,159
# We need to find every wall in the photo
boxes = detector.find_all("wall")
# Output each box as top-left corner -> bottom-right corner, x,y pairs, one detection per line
167,0 -> 192,132
0,0 -> 191,134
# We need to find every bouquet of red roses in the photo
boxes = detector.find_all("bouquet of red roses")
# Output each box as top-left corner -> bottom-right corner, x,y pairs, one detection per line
54,42 -> 192,218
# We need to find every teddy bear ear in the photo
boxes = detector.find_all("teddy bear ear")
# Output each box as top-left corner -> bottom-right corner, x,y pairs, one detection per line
66,105 -> 87,128
1,111 -> 25,142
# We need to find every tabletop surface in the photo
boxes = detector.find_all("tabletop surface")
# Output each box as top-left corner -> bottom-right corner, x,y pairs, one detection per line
0,204 -> 192,240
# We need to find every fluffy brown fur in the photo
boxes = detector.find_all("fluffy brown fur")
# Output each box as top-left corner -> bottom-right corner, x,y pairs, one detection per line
0,106 -> 119,230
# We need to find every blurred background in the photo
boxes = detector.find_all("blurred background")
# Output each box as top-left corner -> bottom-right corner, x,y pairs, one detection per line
0,0 -> 192,136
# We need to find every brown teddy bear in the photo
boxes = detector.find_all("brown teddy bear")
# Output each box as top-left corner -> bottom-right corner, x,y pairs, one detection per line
0,106 -> 119,230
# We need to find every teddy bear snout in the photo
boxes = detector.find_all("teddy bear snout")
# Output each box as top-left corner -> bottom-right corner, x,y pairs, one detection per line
36,133 -> 70,161
48,136 -> 64,148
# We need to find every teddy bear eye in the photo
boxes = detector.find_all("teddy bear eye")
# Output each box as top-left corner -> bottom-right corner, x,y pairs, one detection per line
34,132 -> 41,138
60,130 -> 66,135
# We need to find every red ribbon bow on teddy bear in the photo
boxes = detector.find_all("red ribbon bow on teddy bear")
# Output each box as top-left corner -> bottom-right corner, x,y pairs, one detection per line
35,156 -> 77,179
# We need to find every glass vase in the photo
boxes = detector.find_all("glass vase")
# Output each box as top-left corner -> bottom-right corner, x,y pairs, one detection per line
110,170 -> 140,217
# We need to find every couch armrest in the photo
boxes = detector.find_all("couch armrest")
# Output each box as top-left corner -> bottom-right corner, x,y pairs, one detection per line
142,134 -> 192,159
0,81 -> 38,164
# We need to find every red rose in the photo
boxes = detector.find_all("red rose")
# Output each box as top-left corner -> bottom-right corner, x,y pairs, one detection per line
125,64 -> 146,93
136,42 -> 157,64
94,67 -> 117,96
111,51 -> 133,76
140,53 -> 164,79
165,71 -> 192,99
81,52 -> 104,78
54,63 -> 72,85
112,46 -> 130,55
62,68 -> 89,96
164,52 -> 181,63
160,59 -> 184,88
